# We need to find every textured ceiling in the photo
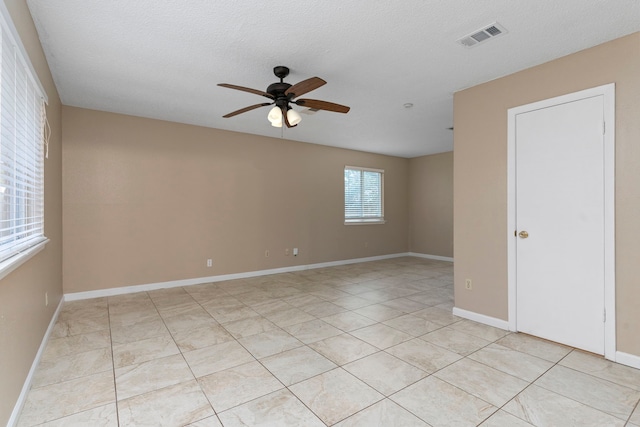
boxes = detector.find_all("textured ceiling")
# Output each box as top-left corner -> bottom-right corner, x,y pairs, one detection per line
27,0 -> 640,158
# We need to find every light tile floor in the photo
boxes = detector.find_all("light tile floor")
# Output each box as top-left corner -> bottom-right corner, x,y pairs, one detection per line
17,257 -> 640,426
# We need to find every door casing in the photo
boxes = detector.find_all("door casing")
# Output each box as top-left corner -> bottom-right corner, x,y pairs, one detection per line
507,83 -> 616,360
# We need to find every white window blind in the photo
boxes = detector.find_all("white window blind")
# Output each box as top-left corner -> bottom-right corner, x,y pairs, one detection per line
0,17 -> 46,264
344,166 -> 384,224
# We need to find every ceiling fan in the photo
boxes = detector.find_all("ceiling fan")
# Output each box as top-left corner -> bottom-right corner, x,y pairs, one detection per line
218,66 -> 350,128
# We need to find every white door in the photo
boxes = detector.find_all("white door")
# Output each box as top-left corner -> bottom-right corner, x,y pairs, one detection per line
515,95 -> 605,354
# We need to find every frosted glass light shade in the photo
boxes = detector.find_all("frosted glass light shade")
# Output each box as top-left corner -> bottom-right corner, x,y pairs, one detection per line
267,106 -> 282,123
287,109 -> 302,126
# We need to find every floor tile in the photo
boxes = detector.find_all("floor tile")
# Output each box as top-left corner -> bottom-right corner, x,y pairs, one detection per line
183,340 -> 254,378
208,305 -> 260,324
503,385 -> 625,427
309,334 -> 378,365
559,350 -> 640,391
172,323 -> 234,351
392,376 -> 496,426
387,338 -> 461,373
630,404 -> 640,425
198,361 -> 283,412
321,311 -> 378,332
217,389 -> 325,427
289,368 -> 384,425
110,318 -> 170,345
302,301 -> 347,317
262,307 -> 316,327
18,371 -> 115,426
535,364 -> 640,420
118,380 -> 214,426
420,326 -> 491,355
115,353 -> 194,400
108,308 -> 161,329
184,415 -> 223,427
334,399 -> 429,426
381,297 -> 426,313
469,343 -> 554,382
412,306 -> 460,326
261,346 -> 337,386
237,328 -> 303,359
163,310 -> 218,335
434,358 -> 529,406
331,295 -> 374,310
479,409 -> 535,427
448,319 -> 510,341
112,334 -> 179,368
383,314 -> 442,336
282,319 -> 342,344
222,316 -> 278,338
354,304 -> 405,322
32,347 -> 112,388
350,324 -> 412,349
343,351 -> 427,395
41,330 -> 111,360
35,403 -> 118,427
495,333 -> 572,363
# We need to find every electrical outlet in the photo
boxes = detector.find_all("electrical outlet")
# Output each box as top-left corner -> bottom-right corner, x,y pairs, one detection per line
206,259 -> 212,267
285,248 -> 290,256
465,279 -> 472,290
45,292 -> 48,306
265,250 -> 269,258
364,242 -> 369,248
293,248 -> 298,256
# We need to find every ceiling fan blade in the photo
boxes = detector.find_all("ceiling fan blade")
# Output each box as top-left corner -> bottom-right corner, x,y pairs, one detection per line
285,77 -> 326,99
223,103 -> 272,118
282,105 -> 296,128
295,99 -> 350,113
218,83 -> 275,100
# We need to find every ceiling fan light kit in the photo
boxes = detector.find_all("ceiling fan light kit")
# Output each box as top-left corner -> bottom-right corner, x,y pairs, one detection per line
219,66 -> 350,129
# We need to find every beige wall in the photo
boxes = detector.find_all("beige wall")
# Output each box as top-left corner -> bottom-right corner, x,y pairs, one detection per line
62,107 -> 410,294
408,152 -> 453,258
454,33 -> 640,356
0,1 -> 63,425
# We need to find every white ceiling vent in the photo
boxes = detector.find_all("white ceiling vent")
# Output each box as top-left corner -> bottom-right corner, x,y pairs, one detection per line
457,22 -> 508,48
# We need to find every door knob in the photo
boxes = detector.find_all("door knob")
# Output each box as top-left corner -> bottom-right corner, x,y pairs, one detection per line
518,231 -> 529,239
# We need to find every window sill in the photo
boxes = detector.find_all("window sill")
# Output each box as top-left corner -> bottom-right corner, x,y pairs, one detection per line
344,219 -> 386,225
0,238 -> 49,281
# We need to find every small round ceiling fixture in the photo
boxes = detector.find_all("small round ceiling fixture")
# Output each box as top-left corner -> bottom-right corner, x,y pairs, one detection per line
403,103 -> 414,108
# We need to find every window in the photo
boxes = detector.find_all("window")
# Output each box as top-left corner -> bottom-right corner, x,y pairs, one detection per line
344,166 -> 384,224
0,5 -> 48,272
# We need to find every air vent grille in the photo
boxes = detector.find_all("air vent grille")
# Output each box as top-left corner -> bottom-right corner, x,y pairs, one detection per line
457,22 -> 507,48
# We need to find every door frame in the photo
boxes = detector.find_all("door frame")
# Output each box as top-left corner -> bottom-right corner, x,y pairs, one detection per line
507,83 -> 616,360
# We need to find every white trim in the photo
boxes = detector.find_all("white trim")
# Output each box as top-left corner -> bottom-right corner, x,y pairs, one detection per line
507,83 -> 616,359
0,239 -> 48,281
65,253 -> 413,301
615,351 -> 640,370
7,297 -> 64,427
452,307 -> 510,331
0,1 -> 48,103
408,252 -> 453,262
344,165 -> 385,174
344,220 -> 386,225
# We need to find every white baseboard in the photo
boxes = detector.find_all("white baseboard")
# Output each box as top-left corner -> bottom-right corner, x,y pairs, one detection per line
452,307 -> 510,331
615,351 -> 640,370
408,252 -> 453,262
64,252 -> 413,301
7,297 -> 64,427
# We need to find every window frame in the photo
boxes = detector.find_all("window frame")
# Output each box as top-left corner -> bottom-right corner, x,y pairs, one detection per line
0,2 -> 49,280
344,165 -> 385,225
